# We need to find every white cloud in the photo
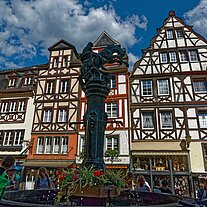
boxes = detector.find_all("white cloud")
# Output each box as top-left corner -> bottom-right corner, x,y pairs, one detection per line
0,0 -> 147,69
128,52 -> 139,71
184,0 -> 207,38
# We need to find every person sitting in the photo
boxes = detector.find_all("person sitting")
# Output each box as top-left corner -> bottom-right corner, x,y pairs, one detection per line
34,167 -> 53,189
159,179 -> 173,194
135,176 -> 151,192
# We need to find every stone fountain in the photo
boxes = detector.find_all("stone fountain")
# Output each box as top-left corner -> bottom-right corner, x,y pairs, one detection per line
0,43 -> 193,206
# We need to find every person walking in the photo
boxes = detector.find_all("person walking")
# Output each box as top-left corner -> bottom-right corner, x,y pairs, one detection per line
34,167 -> 53,190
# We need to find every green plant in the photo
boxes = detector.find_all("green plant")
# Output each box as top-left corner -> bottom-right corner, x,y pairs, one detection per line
105,149 -> 119,164
55,164 -> 126,204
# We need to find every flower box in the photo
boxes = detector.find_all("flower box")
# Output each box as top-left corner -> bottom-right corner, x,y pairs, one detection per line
73,185 -> 120,198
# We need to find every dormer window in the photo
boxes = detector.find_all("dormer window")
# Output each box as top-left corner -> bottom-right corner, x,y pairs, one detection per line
166,29 -> 174,39
9,78 -> 16,87
176,29 -> 184,39
53,57 -> 59,68
24,77 -> 32,85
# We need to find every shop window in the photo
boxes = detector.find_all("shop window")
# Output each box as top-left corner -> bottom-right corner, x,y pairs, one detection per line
193,79 -> 207,93
160,111 -> 173,129
157,79 -> 169,95
141,80 -> 153,96
142,112 -> 154,129
172,156 -> 187,172
160,52 -> 168,63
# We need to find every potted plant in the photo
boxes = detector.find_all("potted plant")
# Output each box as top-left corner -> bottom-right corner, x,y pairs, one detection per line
55,164 -> 126,204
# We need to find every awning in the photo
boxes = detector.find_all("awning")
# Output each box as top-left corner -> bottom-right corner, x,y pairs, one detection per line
131,151 -> 188,156
24,160 -> 73,168
106,165 -> 128,169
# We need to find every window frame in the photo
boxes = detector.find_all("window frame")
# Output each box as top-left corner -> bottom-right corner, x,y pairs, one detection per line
141,80 -> 153,96
176,29 -> 184,39
53,57 -> 59,68
189,50 -> 198,62
53,137 -> 60,154
160,111 -> 173,129
36,137 -> 44,154
45,136 -> 52,154
61,136 -> 68,154
8,78 -> 17,87
169,52 -> 177,62
142,111 -> 155,129
160,52 -> 168,63
157,79 -> 170,96
198,112 -> 207,128
106,102 -> 118,118
193,79 -> 207,93
13,131 -> 24,146
105,135 -> 119,153
60,79 -> 70,93
166,29 -> 174,39
45,80 -> 55,94
42,108 -> 53,123
57,107 -> 67,123
62,56 -> 68,67
179,51 -> 188,62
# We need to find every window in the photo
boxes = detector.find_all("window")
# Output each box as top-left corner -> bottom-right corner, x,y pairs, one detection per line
189,50 -> 198,62
169,52 -> 177,62
166,30 -> 173,39
60,80 -> 69,93
10,101 -> 17,112
45,137 -> 52,154
53,57 -> 59,68
62,56 -> 68,67
198,112 -> 207,128
106,136 -> 119,151
18,101 -> 25,112
142,112 -> 154,129
179,51 -> 188,62
24,77 -> 32,85
193,79 -> 207,93
157,79 -> 169,95
43,109 -> 52,123
61,137 -> 68,154
3,132 -> 13,146
45,80 -> 55,94
80,136 -> 85,152
8,78 -> 16,87
141,80 -> 153,96
58,108 -> 67,122
176,29 -> 184,39
53,137 -> 60,153
13,131 -> 24,146
1,102 -> 8,113
36,137 -> 44,153
160,52 -> 168,63
106,103 -> 118,118
108,78 -> 117,89
160,112 -> 173,129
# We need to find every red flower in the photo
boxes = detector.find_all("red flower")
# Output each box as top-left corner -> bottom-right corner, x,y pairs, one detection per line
72,174 -> 79,181
114,178 -> 118,181
94,170 -> 101,177
74,170 -> 79,174
56,171 -> 62,176
101,171 -> 104,175
59,176 -> 64,181
67,164 -> 74,169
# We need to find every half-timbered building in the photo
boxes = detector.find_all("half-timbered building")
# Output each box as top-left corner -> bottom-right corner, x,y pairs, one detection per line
76,32 -> 130,170
0,66 -> 44,166
130,11 -> 207,197
24,40 -> 81,189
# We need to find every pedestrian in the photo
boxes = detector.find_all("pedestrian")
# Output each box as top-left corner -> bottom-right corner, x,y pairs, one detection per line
153,179 -> 161,193
135,176 -> 151,192
124,172 -> 133,190
34,167 -> 53,189
0,156 -> 15,199
159,179 -> 173,194
5,165 -> 18,191
197,183 -> 206,200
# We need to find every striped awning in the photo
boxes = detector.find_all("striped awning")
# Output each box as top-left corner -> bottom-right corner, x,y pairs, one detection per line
24,160 -> 73,168
131,151 -> 188,156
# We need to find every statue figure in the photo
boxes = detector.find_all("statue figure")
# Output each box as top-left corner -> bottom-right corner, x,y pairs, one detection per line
79,42 -> 127,170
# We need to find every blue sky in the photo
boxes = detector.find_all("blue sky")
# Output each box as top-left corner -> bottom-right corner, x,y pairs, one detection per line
0,0 -> 204,70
